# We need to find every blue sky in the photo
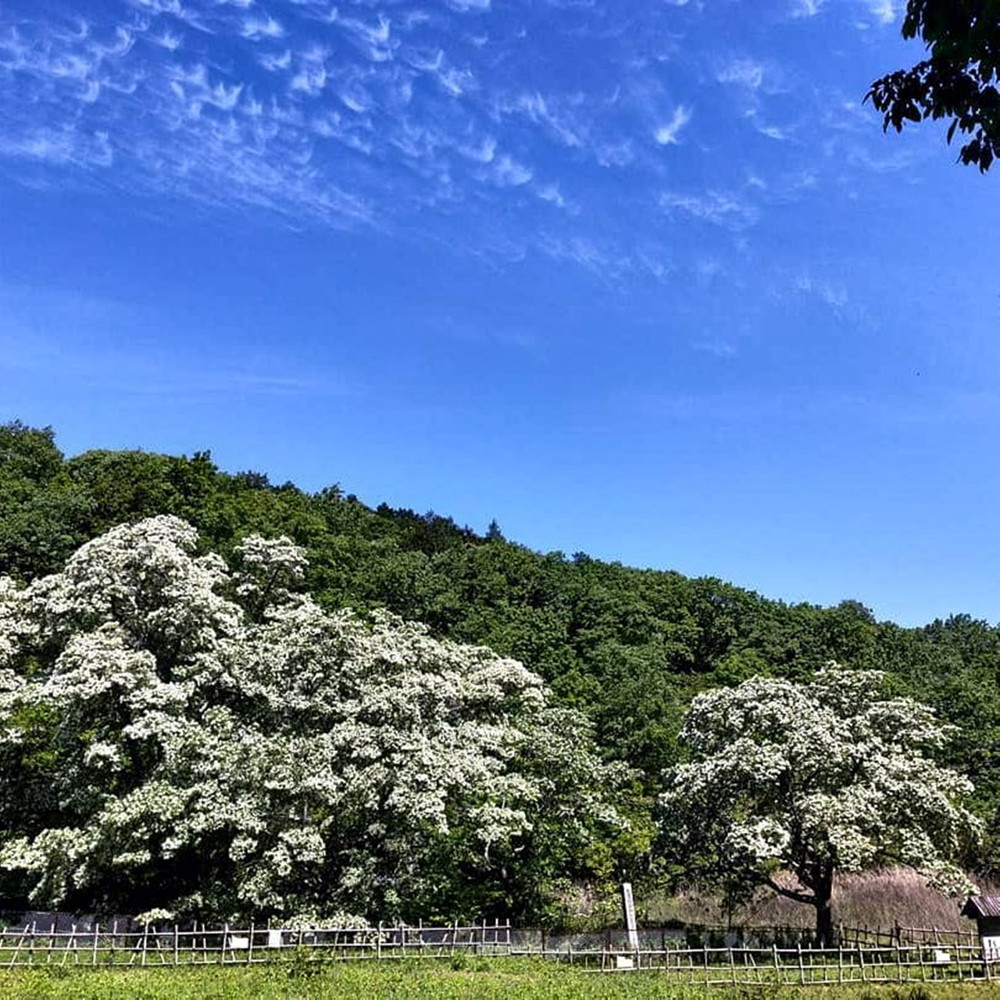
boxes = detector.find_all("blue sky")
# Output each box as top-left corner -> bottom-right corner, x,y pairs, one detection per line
1,0 -> 998,627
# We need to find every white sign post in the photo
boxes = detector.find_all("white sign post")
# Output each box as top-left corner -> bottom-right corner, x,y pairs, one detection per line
621,881 -> 640,953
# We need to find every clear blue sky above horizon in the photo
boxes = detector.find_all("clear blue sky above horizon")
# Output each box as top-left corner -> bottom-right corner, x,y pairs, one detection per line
1,0 -> 998,628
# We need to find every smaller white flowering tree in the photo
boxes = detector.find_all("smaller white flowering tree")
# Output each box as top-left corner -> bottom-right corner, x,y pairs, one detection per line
660,666 -> 980,946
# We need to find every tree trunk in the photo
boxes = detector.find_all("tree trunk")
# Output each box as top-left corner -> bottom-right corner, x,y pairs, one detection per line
813,868 -> 835,948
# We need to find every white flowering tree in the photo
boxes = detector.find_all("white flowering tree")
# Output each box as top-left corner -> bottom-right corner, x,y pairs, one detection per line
0,516 -> 621,922
660,667 -> 980,946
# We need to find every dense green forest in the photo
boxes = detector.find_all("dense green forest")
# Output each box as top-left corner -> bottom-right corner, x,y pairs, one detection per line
2,420 -> 999,900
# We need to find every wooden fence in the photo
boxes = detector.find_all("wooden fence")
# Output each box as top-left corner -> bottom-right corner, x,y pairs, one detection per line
0,919 -> 996,983
582,944 -> 993,983
837,925 -> 981,948
0,920 -> 513,968
897,925 -> 981,947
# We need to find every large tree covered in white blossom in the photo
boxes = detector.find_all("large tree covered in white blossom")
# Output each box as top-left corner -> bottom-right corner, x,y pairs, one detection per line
0,516 -> 622,922
660,667 -> 979,946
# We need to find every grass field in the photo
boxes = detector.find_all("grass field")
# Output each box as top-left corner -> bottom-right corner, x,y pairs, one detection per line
2,960 -> 1000,999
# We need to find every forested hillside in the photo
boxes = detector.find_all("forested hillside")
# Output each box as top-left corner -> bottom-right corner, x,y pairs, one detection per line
3,420 -> 999,879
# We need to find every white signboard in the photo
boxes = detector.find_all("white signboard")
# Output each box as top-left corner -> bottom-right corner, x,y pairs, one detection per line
982,936 -> 1000,962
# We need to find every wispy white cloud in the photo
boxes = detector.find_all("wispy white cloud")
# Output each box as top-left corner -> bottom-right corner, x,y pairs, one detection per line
241,15 -> 285,41
794,273 -> 848,311
259,48 -> 292,72
0,125 -> 113,168
754,119 -> 791,141
717,59 -> 765,91
691,338 -> 738,359
488,153 -> 532,187
536,183 -> 569,210
0,279 -> 356,398
0,0 -> 915,286
654,105 -> 692,145
791,0 -> 826,17
792,0 -> 898,23
862,0 -> 898,24
660,189 -> 759,229
496,91 -> 586,148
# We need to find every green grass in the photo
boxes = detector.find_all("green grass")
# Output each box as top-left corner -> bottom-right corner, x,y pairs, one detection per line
2,961 -> 1000,999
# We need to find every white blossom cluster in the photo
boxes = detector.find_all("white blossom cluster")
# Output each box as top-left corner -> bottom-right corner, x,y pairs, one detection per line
0,516 -> 618,920
661,666 -> 980,912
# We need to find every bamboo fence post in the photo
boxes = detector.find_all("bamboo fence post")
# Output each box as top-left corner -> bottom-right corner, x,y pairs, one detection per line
772,943 -> 779,984
222,922 -> 229,966
796,943 -> 804,986
61,923 -> 74,966
377,921 -> 382,962
7,926 -> 26,969
140,923 -> 149,967
728,946 -> 736,985
45,920 -> 55,965
247,921 -> 254,965
173,924 -> 179,966
18,925 -> 27,969
92,923 -> 99,967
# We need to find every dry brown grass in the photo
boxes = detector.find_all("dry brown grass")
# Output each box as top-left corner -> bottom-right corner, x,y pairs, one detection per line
644,868 -> 1000,933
